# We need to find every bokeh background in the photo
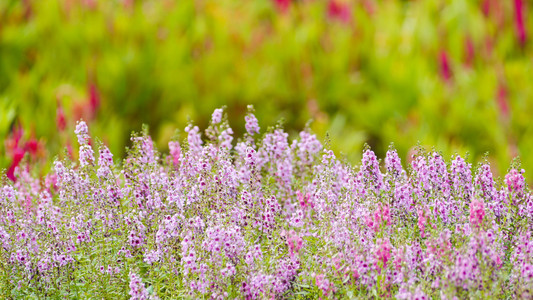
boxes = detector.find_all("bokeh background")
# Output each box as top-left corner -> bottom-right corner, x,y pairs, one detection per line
1,0 -> 532,180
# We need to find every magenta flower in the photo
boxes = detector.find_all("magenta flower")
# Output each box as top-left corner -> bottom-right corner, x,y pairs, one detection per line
273,0 -> 291,13
56,102 -> 67,132
469,198 -> 485,227
88,81 -> 100,117
328,1 -> 351,23
417,207 -> 429,238
505,168 -> 526,196
168,141 -> 181,165
439,50 -> 452,82
513,0 -> 527,47
376,239 -> 392,267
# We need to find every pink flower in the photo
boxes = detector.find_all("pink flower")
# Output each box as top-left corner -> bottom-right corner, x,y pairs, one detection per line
376,239 -> 392,268
168,141 -> 181,165
417,207 -> 429,238
505,168 -> 526,197
286,230 -> 303,258
129,272 -> 150,300
245,111 -> 260,135
469,198 -> 485,227
315,274 -> 332,295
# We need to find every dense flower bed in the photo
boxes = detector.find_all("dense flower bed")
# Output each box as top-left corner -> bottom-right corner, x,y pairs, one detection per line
1,107 -> 532,299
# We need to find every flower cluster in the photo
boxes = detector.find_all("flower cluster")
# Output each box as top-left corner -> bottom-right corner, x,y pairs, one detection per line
1,107 -> 532,299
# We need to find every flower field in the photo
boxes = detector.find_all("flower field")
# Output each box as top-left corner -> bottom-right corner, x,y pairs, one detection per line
1,108 -> 532,299
2,0 -> 533,178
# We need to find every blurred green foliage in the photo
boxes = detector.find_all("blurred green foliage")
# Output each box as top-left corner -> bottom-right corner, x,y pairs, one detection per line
1,0 -> 532,178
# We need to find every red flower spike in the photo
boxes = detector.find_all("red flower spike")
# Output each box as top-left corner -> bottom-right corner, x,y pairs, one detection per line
67,142 -> 74,159
464,36 -> 475,68
481,0 -> 491,17
513,0 -> 527,47
439,50 -> 452,82
328,0 -> 351,23
497,83 -> 509,118
5,125 -> 26,182
11,123 -> 24,149
24,138 -> 39,156
273,0 -> 291,13
363,0 -> 375,16
7,148 -> 25,182
57,104 -> 67,131
88,81 -> 100,119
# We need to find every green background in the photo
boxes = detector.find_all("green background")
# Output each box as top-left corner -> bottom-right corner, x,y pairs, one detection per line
1,0 -> 532,178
